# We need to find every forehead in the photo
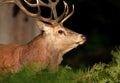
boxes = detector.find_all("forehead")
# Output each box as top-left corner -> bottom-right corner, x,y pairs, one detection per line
52,23 -> 64,29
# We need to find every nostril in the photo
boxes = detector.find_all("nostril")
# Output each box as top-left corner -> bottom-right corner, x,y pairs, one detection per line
81,35 -> 86,41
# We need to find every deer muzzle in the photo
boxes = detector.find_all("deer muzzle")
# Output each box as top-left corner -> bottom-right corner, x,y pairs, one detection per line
76,34 -> 86,45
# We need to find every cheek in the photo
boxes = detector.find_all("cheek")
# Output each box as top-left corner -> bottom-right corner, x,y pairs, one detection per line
54,33 -> 76,46
55,38 -> 72,49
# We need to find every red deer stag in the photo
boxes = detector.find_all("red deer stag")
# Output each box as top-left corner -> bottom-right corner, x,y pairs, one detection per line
0,0 -> 86,72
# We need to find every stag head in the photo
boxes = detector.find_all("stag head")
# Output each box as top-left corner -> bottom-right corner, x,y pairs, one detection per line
0,0 -> 86,53
0,0 -> 86,71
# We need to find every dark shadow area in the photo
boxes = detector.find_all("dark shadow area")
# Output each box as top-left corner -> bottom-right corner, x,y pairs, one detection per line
61,0 -> 119,69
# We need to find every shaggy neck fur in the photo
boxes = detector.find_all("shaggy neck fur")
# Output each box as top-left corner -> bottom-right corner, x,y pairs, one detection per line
20,35 -> 63,70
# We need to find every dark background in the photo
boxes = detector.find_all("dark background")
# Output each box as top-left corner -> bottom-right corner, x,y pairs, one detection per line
61,0 -> 119,69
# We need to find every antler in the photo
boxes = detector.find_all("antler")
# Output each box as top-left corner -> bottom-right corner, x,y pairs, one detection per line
59,1 -> 74,24
0,0 -> 74,24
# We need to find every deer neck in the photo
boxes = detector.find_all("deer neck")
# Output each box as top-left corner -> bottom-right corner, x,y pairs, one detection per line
20,35 -> 63,68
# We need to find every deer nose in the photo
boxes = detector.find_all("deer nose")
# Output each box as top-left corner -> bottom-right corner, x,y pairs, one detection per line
81,34 -> 86,41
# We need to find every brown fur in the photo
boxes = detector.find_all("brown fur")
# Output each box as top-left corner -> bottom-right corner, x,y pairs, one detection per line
0,34 -> 65,72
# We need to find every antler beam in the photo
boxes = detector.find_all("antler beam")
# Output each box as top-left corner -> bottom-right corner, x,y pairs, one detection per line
0,0 -> 74,24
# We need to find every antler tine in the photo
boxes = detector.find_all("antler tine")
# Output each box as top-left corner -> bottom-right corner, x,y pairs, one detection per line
15,0 -> 40,17
48,0 -> 59,20
1,0 -> 39,17
22,0 -> 52,23
56,1 -> 69,22
60,4 -> 74,24
0,0 -> 14,5
24,0 -> 37,7
63,1 -> 69,18
24,0 -> 49,7
36,0 -> 40,13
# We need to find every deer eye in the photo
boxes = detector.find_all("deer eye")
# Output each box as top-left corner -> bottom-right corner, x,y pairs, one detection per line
58,30 -> 65,35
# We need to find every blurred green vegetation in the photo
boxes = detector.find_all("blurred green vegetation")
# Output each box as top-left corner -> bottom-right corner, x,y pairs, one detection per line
1,48 -> 120,83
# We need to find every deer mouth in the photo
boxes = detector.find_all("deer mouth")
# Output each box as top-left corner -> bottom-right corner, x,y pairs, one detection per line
76,41 -> 85,45
75,38 -> 86,45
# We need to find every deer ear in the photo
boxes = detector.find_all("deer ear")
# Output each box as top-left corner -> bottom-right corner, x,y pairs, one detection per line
36,21 -> 50,31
